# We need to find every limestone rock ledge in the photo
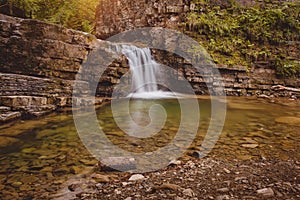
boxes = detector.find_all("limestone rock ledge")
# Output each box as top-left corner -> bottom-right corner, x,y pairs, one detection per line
0,14 -> 103,123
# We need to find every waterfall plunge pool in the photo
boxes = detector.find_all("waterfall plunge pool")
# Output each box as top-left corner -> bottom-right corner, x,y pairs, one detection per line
0,96 -> 299,198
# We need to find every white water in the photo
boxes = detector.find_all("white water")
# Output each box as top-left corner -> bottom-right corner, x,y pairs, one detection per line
114,44 -> 185,99
121,45 -> 159,93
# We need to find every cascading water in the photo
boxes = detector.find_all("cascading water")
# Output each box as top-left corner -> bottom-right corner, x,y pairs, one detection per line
121,45 -> 159,94
111,44 -> 189,99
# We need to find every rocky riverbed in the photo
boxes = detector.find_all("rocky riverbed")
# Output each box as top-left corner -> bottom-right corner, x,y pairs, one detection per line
53,156 -> 300,200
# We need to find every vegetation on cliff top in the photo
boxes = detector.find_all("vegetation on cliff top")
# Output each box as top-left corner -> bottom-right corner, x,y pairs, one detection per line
1,0 -> 299,77
0,0 -> 99,32
185,0 -> 300,77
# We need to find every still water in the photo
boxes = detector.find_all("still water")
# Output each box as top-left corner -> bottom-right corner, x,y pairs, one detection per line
0,97 -> 299,199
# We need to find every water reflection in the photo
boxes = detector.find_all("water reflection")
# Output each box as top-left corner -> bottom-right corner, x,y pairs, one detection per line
0,97 -> 299,198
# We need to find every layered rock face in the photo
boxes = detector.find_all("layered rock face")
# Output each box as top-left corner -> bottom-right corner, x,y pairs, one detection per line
0,14 -> 126,122
153,50 -> 300,97
1,6 -> 300,123
95,0 -> 299,97
95,0 -> 190,39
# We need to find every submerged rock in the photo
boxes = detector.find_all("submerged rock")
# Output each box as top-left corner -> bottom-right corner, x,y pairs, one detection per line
275,116 -> 300,126
99,157 -> 136,172
92,174 -> 110,183
0,136 -> 20,147
11,181 -> 23,188
241,144 -> 258,148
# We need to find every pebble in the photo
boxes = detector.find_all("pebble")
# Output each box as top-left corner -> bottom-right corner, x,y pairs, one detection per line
169,160 -> 182,166
70,166 -> 81,174
11,181 -> 22,188
158,183 -> 182,191
174,197 -> 185,200
223,168 -> 231,174
183,188 -> 195,197
242,144 -> 258,148
92,174 -> 110,183
68,183 -> 80,192
235,177 -> 247,181
217,188 -> 230,193
114,189 -> 121,195
129,174 -> 145,181
216,195 -> 230,200
257,187 -> 274,197
40,166 -> 53,172
79,159 -> 98,166
122,182 -> 132,186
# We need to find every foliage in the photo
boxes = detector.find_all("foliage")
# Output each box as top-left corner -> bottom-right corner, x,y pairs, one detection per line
186,0 -> 300,77
1,0 -> 99,33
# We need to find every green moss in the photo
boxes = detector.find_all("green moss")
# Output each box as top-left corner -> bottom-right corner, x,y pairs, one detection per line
186,0 -> 300,77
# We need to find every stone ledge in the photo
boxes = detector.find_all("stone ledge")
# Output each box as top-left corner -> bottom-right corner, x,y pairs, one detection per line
0,96 -> 48,109
0,111 -> 21,123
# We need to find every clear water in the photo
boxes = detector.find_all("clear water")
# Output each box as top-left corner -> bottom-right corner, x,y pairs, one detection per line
0,97 -> 299,199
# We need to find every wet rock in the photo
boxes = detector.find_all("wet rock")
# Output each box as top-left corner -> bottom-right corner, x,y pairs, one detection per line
257,188 -> 274,197
79,159 -> 98,166
19,175 -> 39,184
40,167 -> 53,173
70,166 -> 81,174
129,174 -> 145,181
53,167 -> 70,175
22,147 -> 36,153
228,103 -> 264,110
20,185 -> 32,191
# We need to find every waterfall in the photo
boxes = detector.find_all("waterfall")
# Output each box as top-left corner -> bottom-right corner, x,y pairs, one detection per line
121,45 -> 159,94
111,44 -> 184,99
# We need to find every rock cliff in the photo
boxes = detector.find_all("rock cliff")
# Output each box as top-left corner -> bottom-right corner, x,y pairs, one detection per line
95,0 -> 190,39
0,11 -> 299,123
0,14 -> 125,122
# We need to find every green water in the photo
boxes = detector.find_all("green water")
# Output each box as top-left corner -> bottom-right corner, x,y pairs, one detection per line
0,97 -> 299,199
